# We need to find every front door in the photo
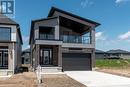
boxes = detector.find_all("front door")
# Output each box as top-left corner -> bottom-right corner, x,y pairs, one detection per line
40,49 -> 52,65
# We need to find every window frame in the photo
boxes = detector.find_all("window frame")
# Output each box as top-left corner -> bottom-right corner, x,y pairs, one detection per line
0,48 -> 8,69
0,27 -> 11,41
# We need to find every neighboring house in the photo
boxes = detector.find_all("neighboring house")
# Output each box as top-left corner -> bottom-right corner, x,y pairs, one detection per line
95,49 -> 107,59
0,14 -> 23,76
29,7 -> 100,71
22,48 -> 30,65
107,49 -> 130,59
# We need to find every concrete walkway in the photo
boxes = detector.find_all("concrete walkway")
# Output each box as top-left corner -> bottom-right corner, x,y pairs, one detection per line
65,71 -> 130,87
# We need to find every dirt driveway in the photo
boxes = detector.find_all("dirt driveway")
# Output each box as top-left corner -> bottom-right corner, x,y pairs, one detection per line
41,74 -> 87,87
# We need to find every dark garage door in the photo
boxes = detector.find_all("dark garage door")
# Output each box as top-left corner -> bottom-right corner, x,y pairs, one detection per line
62,53 -> 91,71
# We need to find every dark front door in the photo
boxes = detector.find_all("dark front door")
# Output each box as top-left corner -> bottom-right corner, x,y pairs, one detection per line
40,49 -> 52,65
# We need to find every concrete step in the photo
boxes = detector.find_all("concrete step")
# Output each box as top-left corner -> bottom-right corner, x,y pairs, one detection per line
40,67 -> 62,73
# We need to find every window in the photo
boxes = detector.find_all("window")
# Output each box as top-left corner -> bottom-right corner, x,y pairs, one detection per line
0,48 -> 8,69
0,27 -> 11,41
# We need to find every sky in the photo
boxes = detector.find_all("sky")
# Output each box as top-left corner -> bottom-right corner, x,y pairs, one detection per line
12,0 -> 130,51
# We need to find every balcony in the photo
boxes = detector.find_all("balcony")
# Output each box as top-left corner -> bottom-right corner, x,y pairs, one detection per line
39,34 -> 55,40
61,35 -> 90,44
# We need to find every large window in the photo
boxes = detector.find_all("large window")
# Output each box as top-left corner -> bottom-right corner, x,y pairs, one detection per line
0,27 -> 11,41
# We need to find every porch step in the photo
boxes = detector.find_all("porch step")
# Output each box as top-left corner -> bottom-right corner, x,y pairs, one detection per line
41,67 -> 62,73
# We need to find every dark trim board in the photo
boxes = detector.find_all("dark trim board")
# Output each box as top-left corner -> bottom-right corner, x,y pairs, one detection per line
62,53 -> 92,71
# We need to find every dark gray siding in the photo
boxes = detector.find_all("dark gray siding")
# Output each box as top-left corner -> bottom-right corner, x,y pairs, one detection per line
62,53 -> 91,71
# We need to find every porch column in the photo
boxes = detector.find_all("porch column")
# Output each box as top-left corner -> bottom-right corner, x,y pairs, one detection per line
92,49 -> 95,70
55,25 -> 59,40
58,45 -> 62,68
35,44 -> 40,67
90,27 -> 96,70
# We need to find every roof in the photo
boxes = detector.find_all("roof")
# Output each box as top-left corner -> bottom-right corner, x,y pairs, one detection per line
0,14 -> 18,25
95,49 -> 105,53
0,14 -> 23,44
32,16 -> 58,22
48,7 -> 101,27
22,48 -> 30,53
107,49 -> 130,54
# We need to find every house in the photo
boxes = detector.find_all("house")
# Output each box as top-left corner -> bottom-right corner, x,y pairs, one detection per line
21,48 -> 30,65
29,7 -> 100,71
0,15 -> 23,76
107,49 -> 130,59
95,49 -> 107,59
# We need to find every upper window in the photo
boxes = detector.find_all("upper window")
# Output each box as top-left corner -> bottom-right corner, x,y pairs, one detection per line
0,27 -> 11,41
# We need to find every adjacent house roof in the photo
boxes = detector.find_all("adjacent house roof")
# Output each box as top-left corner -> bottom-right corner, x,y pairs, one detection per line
48,7 -> 101,27
22,48 -> 30,58
0,14 -> 23,44
22,48 -> 30,53
95,49 -> 105,53
107,49 -> 130,54
0,14 -> 18,25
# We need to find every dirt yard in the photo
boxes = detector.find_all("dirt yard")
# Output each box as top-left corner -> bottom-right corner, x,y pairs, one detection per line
40,74 -> 87,87
0,72 -> 37,87
97,68 -> 130,78
0,73 -> 86,87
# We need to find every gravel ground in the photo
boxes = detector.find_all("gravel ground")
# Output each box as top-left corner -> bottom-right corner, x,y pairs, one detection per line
41,74 -> 87,87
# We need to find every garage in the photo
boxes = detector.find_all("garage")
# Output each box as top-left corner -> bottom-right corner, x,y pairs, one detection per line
62,53 -> 91,71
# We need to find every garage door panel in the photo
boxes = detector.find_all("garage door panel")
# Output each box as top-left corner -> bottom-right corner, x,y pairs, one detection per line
62,53 -> 91,71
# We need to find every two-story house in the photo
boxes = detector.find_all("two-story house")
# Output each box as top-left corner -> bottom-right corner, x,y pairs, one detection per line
0,15 -> 23,76
29,7 -> 100,72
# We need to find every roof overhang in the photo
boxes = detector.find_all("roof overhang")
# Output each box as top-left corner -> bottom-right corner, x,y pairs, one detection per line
48,7 -> 101,27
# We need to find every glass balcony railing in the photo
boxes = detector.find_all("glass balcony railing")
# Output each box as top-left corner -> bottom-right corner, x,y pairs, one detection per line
61,35 -> 91,44
39,34 -> 91,44
39,34 -> 54,40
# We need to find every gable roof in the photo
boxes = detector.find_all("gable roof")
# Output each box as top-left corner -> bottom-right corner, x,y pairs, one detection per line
0,14 -> 23,44
48,7 -> 101,27
107,49 -> 130,54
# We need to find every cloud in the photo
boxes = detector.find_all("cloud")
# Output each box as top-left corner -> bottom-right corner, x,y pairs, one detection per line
115,0 -> 130,4
22,35 -> 29,42
22,45 -> 30,50
118,31 -> 130,40
81,0 -> 94,8
96,32 -> 106,41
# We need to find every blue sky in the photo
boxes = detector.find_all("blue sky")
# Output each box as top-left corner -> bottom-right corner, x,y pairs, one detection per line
13,0 -> 130,51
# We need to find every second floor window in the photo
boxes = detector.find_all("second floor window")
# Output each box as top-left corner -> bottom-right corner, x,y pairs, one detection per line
0,27 -> 11,41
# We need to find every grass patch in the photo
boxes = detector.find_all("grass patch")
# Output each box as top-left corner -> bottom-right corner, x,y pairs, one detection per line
96,59 -> 130,69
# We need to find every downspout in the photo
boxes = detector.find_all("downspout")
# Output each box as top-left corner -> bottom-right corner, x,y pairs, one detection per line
12,42 -> 15,74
